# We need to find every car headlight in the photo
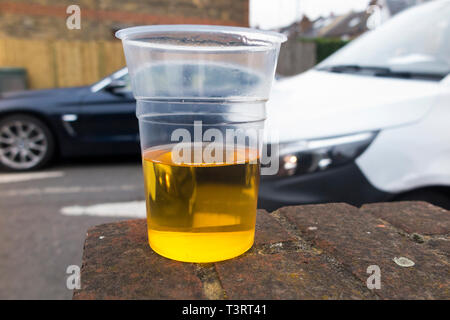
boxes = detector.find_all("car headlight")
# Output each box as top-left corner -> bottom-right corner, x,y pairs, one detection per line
273,131 -> 378,177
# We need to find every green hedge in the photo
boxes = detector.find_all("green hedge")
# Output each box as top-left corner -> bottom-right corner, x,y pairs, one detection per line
300,38 -> 350,63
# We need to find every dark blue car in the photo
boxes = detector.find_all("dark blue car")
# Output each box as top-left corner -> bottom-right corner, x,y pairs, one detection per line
0,68 -> 139,171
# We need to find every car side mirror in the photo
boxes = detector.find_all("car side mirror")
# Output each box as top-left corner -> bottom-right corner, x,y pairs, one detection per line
441,74 -> 450,87
106,79 -> 128,94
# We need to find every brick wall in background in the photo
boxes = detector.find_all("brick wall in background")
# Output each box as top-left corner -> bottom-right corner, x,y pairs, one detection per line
0,0 -> 249,40
0,0 -> 249,89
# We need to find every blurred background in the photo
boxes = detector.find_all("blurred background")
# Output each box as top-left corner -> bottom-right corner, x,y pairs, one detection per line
0,0 -> 428,91
0,0 -> 448,299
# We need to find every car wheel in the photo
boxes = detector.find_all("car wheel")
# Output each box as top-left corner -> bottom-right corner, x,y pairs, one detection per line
0,114 -> 55,171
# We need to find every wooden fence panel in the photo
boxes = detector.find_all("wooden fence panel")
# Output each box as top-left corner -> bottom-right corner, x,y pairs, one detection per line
0,38 -> 55,89
80,41 -> 101,85
99,41 -> 126,78
0,37 -> 126,89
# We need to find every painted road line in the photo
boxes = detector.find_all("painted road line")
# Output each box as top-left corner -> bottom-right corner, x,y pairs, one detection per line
0,184 -> 140,197
61,200 -> 146,218
0,171 -> 64,184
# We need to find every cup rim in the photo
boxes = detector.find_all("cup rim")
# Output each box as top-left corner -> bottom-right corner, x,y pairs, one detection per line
115,24 -> 287,52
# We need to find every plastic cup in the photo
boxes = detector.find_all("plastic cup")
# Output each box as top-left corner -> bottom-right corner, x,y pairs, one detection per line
116,25 -> 286,263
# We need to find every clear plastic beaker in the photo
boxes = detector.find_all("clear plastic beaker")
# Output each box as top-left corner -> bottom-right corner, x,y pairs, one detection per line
117,25 -> 286,262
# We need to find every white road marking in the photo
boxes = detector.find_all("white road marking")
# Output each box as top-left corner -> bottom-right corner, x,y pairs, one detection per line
0,184 -> 139,197
0,171 -> 64,184
61,200 -> 146,218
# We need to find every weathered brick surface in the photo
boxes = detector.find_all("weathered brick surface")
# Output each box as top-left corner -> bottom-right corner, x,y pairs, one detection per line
74,202 -> 450,300
280,203 -> 450,299
215,251 -> 374,299
427,239 -> 450,258
254,210 -> 294,245
73,220 -> 204,300
361,201 -> 450,235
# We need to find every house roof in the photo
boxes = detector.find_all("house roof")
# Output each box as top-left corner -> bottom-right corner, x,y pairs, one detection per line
278,16 -> 313,37
318,11 -> 370,38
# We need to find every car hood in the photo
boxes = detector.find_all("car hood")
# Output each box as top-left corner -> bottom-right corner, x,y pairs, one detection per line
0,86 -> 88,101
265,69 -> 441,143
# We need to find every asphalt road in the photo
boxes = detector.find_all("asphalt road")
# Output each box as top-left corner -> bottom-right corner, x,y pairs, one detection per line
0,157 -> 146,299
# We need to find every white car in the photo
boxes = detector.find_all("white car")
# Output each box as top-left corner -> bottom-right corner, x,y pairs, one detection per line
258,0 -> 450,210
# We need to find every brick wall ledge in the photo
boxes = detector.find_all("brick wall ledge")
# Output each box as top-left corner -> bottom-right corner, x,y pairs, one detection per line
73,201 -> 449,300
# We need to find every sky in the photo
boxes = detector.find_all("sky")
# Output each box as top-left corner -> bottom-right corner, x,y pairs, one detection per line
250,0 -> 371,29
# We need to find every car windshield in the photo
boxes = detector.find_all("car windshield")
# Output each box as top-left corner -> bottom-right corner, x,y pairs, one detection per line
317,0 -> 450,77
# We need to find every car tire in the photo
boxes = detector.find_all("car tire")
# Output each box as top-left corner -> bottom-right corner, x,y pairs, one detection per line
0,114 -> 55,171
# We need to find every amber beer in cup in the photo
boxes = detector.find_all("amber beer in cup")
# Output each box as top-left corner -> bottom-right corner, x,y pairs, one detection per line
117,25 -> 285,262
